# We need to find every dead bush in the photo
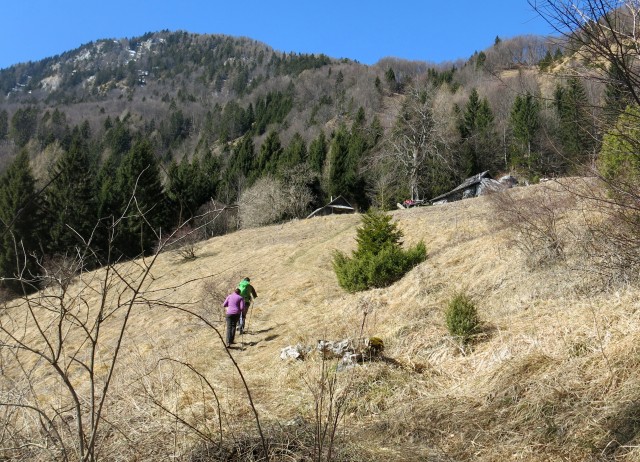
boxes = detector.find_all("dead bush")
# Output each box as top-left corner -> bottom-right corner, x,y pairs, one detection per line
239,177 -> 287,228
38,253 -> 85,290
239,172 -> 314,229
158,225 -> 204,260
579,200 -> 640,286
199,272 -> 244,323
194,199 -> 239,238
0,286 -> 11,303
488,184 -> 576,267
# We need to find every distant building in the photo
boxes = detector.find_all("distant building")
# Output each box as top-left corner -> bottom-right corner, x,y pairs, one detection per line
430,171 -> 516,204
307,196 -> 355,218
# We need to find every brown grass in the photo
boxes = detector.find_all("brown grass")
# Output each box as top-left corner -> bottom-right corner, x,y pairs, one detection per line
3,178 -> 640,460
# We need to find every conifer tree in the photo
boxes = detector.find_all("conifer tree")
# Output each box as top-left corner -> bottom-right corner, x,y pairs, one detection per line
44,130 -> 98,255
0,151 -> 43,291
368,115 -> 384,147
222,133 -> 254,202
539,50 -> 553,71
166,149 -> 218,224
230,133 -> 255,178
326,124 -> 368,207
327,125 -> 352,200
103,118 -> 132,158
110,139 -> 168,257
385,67 -> 398,92
554,77 -> 595,169
308,132 -> 327,174
166,156 -> 199,223
279,132 -> 307,172
458,89 -> 498,175
0,109 -> 9,141
256,131 -> 283,177
510,92 -> 540,169
598,104 -> 640,186
198,148 -> 220,203
347,140 -> 369,208
553,48 -> 563,61
10,106 -> 39,148
332,209 -> 426,292
96,151 -> 121,222
604,62 -> 633,123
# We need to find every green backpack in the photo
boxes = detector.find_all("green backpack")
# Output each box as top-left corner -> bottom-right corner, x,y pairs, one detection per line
238,280 -> 251,299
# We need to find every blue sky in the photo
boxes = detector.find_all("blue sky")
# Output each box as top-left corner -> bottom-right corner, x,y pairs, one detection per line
1,1 -> 554,70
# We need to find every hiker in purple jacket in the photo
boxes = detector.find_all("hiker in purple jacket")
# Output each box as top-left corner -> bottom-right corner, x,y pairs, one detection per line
223,288 -> 245,347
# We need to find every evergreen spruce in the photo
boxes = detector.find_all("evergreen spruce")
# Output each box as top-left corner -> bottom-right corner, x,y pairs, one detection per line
279,132 -> 307,172
0,110 -> 9,141
554,77 -> 594,169
333,210 -> 426,292
308,132 -> 327,174
44,130 -> 98,255
256,131 -> 283,177
198,148 -> 220,204
111,139 -> 168,257
458,88 -> 498,175
167,156 -> 199,223
510,92 -> 540,170
0,151 -> 43,292
604,62 -> 633,123
10,106 -> 39,148
327,125 -> 352,200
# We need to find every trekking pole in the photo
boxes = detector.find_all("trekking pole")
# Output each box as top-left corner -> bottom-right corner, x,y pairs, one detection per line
241,302 -> 250,351
245,299 -> 252,334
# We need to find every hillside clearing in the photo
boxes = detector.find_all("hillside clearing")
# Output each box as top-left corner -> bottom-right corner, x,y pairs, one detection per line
2,178 -> 640,461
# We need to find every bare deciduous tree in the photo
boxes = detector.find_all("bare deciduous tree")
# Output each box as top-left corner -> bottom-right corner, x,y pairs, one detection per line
0,231 -> 163,461
0,184 -> 266,461
530,0 -> 640,108
489,183 -> 577,266
380,81 -> 452,201
239,170 -> 314,228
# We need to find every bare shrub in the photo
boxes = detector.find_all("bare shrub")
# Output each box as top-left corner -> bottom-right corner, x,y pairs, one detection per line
38,253 -> 86,290
239,171 -> 314,229
199,271 -> 243,323
0,286 -> 12,303
580,198 -> 640,285
0,250 -> 160,461
279,164 -> 316,219
303,356 -> 352,461
194,199 -> 239,238
488,184 -> 577,267
157,225 -> 204,260
239,177 -> 286,228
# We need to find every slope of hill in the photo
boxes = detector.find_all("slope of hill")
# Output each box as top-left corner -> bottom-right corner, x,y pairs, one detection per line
3,178 -> 639,461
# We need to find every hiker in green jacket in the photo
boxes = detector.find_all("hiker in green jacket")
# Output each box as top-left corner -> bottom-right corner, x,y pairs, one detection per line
237,277 -> 257,334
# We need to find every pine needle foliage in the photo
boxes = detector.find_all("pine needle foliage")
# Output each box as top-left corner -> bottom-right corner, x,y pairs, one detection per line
333,210 -> 426,292
445,292 -> 479,344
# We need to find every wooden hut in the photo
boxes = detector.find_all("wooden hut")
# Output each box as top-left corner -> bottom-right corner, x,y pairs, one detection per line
307,196 -> 355,218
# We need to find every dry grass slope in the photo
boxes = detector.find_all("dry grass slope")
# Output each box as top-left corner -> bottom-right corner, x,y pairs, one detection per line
3,178 -> 640,461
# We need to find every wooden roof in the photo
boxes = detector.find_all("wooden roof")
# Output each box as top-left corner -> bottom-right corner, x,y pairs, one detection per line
429,171 -> 493,203
307,195 -> 355,218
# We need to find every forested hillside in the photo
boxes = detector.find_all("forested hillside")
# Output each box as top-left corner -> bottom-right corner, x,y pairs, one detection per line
0,8 -> 633,296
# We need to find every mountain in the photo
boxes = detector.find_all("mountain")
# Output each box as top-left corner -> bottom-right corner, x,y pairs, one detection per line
0,31 -> 560,197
